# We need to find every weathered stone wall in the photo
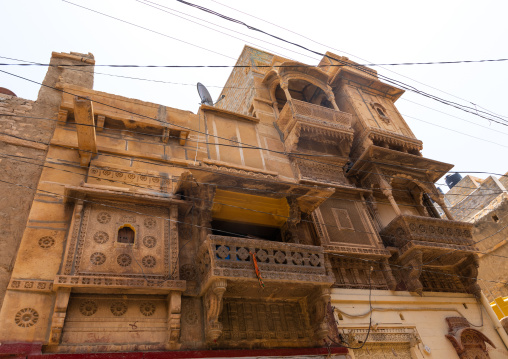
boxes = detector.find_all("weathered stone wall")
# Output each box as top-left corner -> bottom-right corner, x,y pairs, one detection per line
475,197 -> 508,300
0,52 -> 94,311
216,46 -> 273,116
448,176 -> 506,222
0,94 -> 45,310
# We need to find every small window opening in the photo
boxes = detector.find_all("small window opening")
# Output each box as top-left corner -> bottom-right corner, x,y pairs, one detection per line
337,312 -> 344,320
463,303 -> 468,309
399,313 -> 405,320
117,225 -> 135,244
376,108 -> 386,117
492,214 -> 499,223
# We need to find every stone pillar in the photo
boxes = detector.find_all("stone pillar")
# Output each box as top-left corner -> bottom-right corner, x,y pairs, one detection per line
167,291 -> 182,349
381,188 -> 402,216
325,88 -> 340,111
48,287 -> 71,344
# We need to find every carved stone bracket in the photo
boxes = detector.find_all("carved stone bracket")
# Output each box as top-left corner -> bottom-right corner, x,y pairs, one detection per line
282,195 -> 301,244
400,249 -> 423,296
445,317 -> 495,359
308,286 -> 332,341
457,255 -> 481,298
381,259 -> 397,290
48,287 -> 71,345
204,278 -> 227,343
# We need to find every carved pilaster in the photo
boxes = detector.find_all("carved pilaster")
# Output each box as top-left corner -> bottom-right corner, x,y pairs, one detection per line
204,278 -> 227,343
167,291 -> 182,349
400,250 -> 423,296
48,287 -> 71,345
308,286 -> 332,341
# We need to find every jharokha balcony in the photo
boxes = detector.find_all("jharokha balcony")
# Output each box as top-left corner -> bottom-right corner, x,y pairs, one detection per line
277,99 -> 353,156
380,214 -> 480,296
197,234 -> 333,294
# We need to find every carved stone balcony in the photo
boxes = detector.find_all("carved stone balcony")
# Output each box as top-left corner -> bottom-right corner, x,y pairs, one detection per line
381,215 -> 476,259
198,235 -> 334,344
277,99 -> 353,156
198,235 -> 333,293
380,215 -> 479,296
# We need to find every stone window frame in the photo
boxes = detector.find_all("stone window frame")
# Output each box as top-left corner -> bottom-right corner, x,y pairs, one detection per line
371,102 -> 391,123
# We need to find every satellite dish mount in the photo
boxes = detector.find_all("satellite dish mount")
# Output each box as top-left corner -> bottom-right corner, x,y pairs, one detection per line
197,82 -> 225,106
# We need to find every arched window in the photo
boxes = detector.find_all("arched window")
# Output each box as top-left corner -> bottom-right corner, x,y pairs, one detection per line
117,225 -> 135,244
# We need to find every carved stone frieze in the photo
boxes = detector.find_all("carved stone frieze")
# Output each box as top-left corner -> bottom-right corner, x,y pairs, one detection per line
8,279 -> 53,292
88,166 -> 170,193
54,275 -> 186,292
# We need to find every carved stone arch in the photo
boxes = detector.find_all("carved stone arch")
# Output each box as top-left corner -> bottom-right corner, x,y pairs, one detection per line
445,317 -> 496,359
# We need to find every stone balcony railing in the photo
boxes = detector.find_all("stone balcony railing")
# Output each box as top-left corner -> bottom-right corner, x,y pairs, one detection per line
380,215 -> 477,260
277,99 -> 352,135
198,235 -> 333,288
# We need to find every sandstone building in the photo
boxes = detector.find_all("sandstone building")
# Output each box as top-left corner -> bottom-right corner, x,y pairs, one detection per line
445,173 -> 508,318
0,47 -> 507,358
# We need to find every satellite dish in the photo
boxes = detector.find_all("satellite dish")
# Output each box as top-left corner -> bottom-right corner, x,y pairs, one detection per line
197,82 -> 213,106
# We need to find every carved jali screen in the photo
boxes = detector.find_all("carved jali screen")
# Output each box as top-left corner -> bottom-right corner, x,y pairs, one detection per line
217,298 -> 314,348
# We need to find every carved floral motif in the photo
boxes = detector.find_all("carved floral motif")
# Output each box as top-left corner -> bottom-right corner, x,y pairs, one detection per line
38,236 -> 55,249
15,308 -> 39,328
97,212 -> 111,224
110,302 -> 127,316
79,300 -> 98,316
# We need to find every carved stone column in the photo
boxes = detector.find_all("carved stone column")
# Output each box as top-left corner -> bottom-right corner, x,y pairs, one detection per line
280,80 -> 293,103
204,278 -> 227,343
400,250 -> 423,296
378,175 -> 402,217
167,291 -> 182,349
308,286 -> 332,341
48,287 -> 71,344
324,88 -> 340,112
381,188 -> 402,217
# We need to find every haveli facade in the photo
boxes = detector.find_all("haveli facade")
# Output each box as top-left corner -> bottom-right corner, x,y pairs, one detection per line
0,47 -> 507,359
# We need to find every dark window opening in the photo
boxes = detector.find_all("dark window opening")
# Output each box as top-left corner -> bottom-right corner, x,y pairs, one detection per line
492,214 -> 499,223
376,108 -> 386,117
211,219 -> 282,242
118,226 -> 135,244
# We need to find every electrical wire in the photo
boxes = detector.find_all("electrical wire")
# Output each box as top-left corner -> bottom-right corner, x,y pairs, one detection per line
0,174 -> 506,291
207,0 -> 508,121
4,142 -> 508,265
175,0 -> 508,127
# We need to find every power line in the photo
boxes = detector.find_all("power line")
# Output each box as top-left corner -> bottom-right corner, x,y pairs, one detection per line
5,53 -> 508,148
175,0 -> 508,127
2,111 -> 507,197
3,132 -> 508,265
61,0 -> 236,60
206,0 -> 508,121
0,175 -> 505,288
3,57 -> 508,68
